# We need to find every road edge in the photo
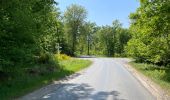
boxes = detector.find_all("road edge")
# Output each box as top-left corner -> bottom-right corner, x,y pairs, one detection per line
17,58 -> 94,100
17,70 -> 89,100
123,63 -> 170,100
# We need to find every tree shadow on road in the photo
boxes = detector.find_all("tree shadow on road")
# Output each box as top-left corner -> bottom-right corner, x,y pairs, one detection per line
41,83 -> 126,100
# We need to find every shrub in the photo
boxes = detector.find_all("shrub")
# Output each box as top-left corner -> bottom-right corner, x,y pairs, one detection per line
54,54 -> 71,61
37,52 -> 50,64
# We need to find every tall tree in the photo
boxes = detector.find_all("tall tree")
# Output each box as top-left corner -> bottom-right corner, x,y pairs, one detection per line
93,20 -> 130,56
0,0 -> 62,72
0,0 -> 37,71
64,4 -> 87,56
126,0 -> 170,65
76,22 -> 97,55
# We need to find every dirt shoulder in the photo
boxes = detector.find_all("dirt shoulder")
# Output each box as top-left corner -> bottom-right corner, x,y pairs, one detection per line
123,62 -> 170,100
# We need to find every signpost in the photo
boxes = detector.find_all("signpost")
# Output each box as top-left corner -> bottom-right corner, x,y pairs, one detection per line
55,43 -> 62,55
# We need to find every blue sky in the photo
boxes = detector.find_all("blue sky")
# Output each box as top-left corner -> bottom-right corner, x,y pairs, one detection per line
56,0 -> 140,28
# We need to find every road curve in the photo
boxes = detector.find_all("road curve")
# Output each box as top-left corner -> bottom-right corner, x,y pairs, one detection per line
41,58 -> 155,100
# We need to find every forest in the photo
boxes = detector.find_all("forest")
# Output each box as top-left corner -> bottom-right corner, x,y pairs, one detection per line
0,0 -> 170,99
0,0 -> 132,73
126,0 -> 170,66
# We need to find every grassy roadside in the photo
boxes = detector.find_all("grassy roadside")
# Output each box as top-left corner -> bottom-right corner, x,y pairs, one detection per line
130,62 -> 170,95
59,58 -> 92,72
0,58 -> 92,100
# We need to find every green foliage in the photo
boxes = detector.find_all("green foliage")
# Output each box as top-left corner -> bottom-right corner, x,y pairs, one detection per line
59,59 -> 92,72
126,0 -> 170,66
68,19 -> 130,57
37,52 -> 50,64
130,62 -> 170,94
76,22 -> 97,55
93,20 -> 131,56
0,0 -> 37,72
0,0 -> 130,77
64,4 -> 87,56
0,58 -> 91,100
0,1 -> 131,99
54,54 -> 71,61
0,0 -> 65,72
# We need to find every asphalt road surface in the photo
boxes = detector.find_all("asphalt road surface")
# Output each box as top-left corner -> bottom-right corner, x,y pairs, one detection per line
41,58 -> 155,100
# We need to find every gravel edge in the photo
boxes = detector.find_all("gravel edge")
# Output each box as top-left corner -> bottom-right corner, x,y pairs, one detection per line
123,62 -> 170,100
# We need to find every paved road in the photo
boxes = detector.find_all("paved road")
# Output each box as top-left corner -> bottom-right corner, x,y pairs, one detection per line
41,58 -> 155,100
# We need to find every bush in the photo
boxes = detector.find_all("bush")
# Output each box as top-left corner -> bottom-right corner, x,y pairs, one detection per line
27,54 -> 61,76
37,52 -> 50,64
54,54 -> 71,61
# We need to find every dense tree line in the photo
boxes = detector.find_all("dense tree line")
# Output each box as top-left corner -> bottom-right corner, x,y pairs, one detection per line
0,1 -> 130,73
93,20 -> 131,56
63,4 -> 131,56
126,0 -> 170,66
0,0 -> 64,72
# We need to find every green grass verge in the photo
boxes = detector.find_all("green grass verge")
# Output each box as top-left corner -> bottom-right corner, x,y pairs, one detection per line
60,58 -> 92,72
130,62 -> 170,95
0,58 -> 92,100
